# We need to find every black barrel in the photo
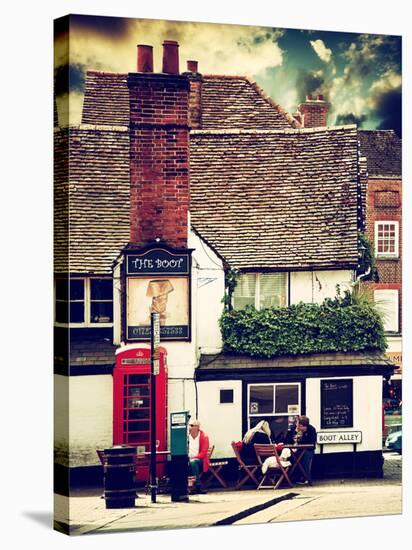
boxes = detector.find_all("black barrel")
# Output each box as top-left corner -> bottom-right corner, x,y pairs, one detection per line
104,446 -> 136,509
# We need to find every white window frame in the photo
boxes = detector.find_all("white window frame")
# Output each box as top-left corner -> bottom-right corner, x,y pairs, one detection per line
54,276 -> 114,328
374,289 -> 399,333
233,272 -> 289,310
375,221 -> 399,258
247,382 -> 301,429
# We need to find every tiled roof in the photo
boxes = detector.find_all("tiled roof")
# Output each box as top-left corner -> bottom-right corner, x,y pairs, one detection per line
358,130 -> 401,177
198,351 -> 395,370
82,72 -> 129,126
200,75 -> 299,129
81,71 -> 299,129
54,126 -> 130,274
190,126 -> 360,269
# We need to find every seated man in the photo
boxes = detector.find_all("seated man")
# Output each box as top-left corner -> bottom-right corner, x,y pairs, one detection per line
188,419 -> 210,494
285,415 -> 317,485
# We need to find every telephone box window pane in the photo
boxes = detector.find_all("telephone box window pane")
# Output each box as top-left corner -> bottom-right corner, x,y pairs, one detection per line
249,385 -> 273,414
126,409 -> 149,420
127,386 -> 149,397
126,397 -> 150,409
69,302 -> 84,323
275,384 -> 299,414
128,375 -> 150,385
55,301 -> 69,323
70,279 -> 84,300
126,420 -> 150,432
91,278 -> 113,300
90,302 -> 113,323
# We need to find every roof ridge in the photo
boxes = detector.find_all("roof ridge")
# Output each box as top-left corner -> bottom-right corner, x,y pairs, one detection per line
191,124 -> 358,136
86,70 -> 127,77
243,76 -> 302,129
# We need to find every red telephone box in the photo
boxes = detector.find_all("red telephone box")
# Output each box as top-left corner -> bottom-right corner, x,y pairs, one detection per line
113,345 -> 168,483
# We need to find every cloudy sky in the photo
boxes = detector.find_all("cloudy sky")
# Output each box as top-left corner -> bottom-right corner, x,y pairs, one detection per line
54,14 -> 401,135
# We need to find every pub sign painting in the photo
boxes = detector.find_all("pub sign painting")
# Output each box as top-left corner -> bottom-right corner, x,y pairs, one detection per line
125,247 -> 192,341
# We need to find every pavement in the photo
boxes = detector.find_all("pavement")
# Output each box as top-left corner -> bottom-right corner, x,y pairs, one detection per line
54,452 -> 402,536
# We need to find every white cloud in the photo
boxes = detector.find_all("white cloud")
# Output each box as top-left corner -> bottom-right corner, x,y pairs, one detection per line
310,39 -> 332,63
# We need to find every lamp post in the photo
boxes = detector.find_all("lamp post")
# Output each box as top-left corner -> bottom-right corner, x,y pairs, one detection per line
150,312 -> 160,503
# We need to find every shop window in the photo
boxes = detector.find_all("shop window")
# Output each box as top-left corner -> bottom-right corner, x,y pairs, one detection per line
248,383 -> 300,441
374,289 -> 399,333
375,221 -> 399,258
233,273 -> 288,310
55,276 -> 113,327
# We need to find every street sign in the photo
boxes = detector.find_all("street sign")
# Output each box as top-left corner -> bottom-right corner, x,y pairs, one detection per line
317,431 -> 362,444
153,359 -> 160,375
153,313 -> 160,350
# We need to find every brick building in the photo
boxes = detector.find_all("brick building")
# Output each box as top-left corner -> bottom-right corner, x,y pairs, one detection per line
359,130 -> 402,400
294,96 -> 403,403
54,38 -> 395,490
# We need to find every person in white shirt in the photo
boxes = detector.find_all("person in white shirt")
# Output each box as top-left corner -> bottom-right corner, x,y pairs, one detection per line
188,419 -> 210,494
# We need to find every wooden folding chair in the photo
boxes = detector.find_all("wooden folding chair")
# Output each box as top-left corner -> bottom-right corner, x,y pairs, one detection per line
202,445 -> 229,488
231,441 -> 260,489
254,444 -> 293,490
189,445 -> 215,488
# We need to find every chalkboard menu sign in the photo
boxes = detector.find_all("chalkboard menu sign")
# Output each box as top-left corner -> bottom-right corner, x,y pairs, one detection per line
320,379 -> 353,429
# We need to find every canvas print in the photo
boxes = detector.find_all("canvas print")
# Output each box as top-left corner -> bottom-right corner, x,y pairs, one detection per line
53,14 -> 402,535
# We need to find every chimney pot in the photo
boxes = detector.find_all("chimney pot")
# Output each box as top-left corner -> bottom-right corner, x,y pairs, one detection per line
307,94 -> 313,100
318,94 -> 324,101
162,40 -> 179,74
187,60 -> 198,73
137,44 -> 153,73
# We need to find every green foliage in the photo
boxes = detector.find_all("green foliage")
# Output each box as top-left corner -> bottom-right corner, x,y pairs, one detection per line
357,232 -> 378,282
222,268 -> 240,311
219,289 -> 386,358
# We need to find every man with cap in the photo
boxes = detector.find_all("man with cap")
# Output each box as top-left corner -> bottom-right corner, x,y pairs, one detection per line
188,419 -> 210,494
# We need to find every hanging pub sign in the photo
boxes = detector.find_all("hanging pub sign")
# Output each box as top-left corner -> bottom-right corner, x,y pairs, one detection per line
125,246 -> 192,341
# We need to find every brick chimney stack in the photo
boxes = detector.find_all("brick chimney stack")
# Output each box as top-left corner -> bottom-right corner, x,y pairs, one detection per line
127,41 -> 190,248
298,94 -> 330,128
162,40 -> 180,74
183,60 -> 203,129
137,44 -> 153,72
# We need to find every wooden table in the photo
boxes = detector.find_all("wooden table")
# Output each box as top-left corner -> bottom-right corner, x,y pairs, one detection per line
283,444 -> 315,483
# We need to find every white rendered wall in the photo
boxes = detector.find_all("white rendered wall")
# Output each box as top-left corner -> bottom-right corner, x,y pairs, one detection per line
290,270 -> 353,304
59,374 -> 113,467
197,380 -> 243,458
306,375 -> 383,454
189,230 -> 224,355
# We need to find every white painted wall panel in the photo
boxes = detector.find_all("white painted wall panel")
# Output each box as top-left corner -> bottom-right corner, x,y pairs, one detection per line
197,380 -> 243,458
306,375 -> 383,454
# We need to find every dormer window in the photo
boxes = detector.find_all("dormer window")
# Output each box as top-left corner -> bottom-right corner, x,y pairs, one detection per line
233,272 -> 288,311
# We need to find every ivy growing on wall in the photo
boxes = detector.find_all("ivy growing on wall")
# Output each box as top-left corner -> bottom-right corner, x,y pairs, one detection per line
222,268 -> 240,311
357,232 -> 378,282
220,289 -> 386,358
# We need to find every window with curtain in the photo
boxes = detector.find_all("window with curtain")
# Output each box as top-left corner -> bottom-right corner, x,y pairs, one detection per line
233,272 -> 287,310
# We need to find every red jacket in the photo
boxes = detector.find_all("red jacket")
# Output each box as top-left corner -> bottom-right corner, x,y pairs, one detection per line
190,430 -> 210,472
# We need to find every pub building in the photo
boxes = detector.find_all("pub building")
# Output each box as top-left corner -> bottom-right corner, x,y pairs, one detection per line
54,36 -> 396,492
